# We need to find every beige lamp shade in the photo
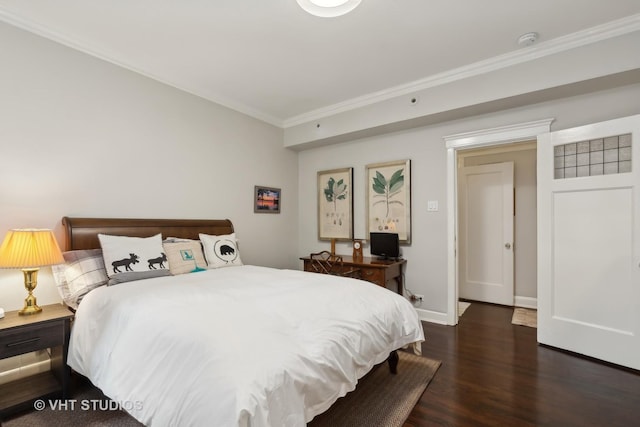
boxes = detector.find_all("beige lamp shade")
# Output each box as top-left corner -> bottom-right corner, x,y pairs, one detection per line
0,229 -> 64,268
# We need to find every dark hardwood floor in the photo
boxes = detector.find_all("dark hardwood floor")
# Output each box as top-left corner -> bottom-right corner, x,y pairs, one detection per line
405,302 -> 640,427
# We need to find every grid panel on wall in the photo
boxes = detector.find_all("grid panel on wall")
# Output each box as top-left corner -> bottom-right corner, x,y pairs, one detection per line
554,133 -> 632,179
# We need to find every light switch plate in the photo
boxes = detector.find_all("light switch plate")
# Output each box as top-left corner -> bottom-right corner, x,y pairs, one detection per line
427,200 -> 439,212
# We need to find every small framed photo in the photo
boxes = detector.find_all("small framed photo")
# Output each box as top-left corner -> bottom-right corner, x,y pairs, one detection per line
254,186 -> 281,213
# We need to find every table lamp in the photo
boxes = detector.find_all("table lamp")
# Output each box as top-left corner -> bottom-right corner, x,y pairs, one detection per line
0,229 -> 65,315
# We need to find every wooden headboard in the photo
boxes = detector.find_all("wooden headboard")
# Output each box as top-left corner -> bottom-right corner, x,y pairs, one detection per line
62,217 -> 234,251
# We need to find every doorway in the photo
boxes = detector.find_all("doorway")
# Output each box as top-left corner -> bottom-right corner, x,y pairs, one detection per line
457,143 -> 539,310
458,159 -> 515,305
443,119 -> 554,325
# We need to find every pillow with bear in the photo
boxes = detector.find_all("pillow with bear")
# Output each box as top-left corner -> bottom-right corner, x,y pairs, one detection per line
199,233 -> 243,268
99,233 -> 171,285
162,238 -> 207,275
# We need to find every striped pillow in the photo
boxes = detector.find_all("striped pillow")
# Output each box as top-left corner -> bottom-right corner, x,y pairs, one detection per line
52,249 -> 108,309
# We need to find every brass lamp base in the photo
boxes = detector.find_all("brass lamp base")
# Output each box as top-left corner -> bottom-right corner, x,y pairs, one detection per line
19,268 -> 42,316
19,304 -> 42,315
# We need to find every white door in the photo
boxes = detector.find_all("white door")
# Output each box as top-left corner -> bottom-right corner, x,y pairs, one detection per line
537,114 -> 640,370
459,162 -> 514,305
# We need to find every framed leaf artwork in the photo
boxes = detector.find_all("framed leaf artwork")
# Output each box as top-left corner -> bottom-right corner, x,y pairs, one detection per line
366,160 -> 411,244
317,168 -> 353,241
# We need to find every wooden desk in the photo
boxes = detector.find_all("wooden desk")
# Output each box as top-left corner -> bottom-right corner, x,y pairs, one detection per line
300,255 -> 406,295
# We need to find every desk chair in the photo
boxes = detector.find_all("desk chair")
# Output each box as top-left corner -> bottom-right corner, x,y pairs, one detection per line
308,251 -> 360,279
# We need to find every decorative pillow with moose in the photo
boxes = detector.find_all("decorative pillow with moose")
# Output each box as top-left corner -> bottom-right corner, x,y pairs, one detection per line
98,233 -> 171,285
199,233 -> 243,269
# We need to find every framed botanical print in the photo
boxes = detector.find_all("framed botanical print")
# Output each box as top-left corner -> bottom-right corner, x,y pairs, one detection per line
366,159 -> 411,244
317,168 -> 353,241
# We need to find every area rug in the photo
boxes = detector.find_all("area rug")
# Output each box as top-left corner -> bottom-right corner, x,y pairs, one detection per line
458,301 -> 471,317
512,307 -> 537,328
309,351 -> 441,427
4,352 -> 440,427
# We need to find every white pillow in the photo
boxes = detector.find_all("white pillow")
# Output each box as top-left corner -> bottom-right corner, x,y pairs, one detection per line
51,249 -> 108,309
98,233 -> 171,285
199,233 -> 243,268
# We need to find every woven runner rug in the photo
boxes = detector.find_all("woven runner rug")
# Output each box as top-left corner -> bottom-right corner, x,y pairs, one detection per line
512,307 -> 538,328
309,351 -> 440,427
4,352 -> 440,427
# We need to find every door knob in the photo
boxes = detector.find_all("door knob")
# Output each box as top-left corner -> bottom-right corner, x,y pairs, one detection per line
505,243 -> 511,249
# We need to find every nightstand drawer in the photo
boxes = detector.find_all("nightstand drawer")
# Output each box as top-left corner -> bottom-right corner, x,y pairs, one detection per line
0,321 -> 63,359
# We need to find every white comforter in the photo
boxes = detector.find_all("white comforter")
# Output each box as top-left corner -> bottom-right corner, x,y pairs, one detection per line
68,265 -> 424,427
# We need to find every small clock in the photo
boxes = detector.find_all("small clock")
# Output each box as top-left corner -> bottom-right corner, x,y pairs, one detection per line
352,239 -> 363,260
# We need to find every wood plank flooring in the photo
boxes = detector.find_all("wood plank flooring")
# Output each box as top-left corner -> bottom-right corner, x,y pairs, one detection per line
405,302 -> 640,427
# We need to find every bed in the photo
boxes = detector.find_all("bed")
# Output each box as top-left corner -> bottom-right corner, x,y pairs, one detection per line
60,217 -> 425,426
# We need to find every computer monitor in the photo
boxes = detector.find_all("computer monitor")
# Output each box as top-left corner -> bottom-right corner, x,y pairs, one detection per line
369,232 -> 400,260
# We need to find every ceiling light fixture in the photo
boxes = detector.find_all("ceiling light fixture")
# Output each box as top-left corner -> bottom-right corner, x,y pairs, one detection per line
296,0 -> 362,18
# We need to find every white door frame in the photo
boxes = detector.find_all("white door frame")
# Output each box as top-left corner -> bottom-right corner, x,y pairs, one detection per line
443,118 -> 554,325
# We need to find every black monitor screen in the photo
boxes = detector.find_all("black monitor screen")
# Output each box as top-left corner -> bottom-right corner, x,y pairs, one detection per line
369,232 -> 400,259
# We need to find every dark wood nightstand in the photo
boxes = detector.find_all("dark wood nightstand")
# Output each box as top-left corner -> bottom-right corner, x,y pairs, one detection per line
0,304 -> 73,417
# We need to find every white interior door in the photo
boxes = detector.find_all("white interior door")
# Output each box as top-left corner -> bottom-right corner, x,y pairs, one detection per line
537,114 -> 640,370
459,162 -> 514,305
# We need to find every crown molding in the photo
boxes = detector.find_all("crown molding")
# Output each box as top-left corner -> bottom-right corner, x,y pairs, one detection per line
443,118 -> 555,149
2,6 -> 638,130
283,13 -> 640,128
0,6 -> 284,127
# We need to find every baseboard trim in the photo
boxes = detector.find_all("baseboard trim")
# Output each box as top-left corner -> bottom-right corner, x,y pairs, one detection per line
515,296 -> 538,309
415,307 -> 449,325
412,298 -> 537,326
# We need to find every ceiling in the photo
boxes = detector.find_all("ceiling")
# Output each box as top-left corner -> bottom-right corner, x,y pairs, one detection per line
1,0 -> 639,127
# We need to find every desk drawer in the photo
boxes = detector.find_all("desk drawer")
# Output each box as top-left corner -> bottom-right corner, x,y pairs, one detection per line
360,268 -> 384,286
0,322 -> 63,359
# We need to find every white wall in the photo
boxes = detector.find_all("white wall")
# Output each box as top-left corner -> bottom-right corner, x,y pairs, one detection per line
3,18 -> 639,321
298,83 -> 640,321
0,22 -> 299,311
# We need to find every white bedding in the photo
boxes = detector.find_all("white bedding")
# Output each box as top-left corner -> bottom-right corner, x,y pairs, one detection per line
68,265 -> 424,427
